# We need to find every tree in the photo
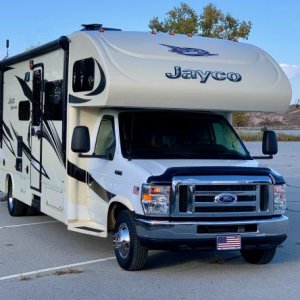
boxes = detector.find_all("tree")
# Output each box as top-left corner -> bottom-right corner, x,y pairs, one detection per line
149,2 -> 252,41
232,112 -> 250,127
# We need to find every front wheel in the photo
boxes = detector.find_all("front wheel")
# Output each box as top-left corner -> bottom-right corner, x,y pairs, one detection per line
113,211 -> 148,271
241,246 -> 277,264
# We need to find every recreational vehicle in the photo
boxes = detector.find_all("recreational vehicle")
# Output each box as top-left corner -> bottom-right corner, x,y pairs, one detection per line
0,24 -> 291,270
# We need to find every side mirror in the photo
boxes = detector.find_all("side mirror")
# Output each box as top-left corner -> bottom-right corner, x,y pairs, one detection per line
262,130 -> 278,155
71,126 -> 90,153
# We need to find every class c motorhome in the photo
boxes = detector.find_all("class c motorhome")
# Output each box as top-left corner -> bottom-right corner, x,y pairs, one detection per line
0,24 -> 291,270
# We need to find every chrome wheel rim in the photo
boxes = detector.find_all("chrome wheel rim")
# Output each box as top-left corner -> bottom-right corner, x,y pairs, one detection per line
113,223 -> 130,259
8,196 -> 14,211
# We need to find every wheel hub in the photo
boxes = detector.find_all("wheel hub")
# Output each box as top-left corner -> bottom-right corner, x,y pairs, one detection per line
113,223 -> 130,259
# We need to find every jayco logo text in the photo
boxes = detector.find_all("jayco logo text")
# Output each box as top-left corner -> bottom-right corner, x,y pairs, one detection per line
165,66 -> 242,83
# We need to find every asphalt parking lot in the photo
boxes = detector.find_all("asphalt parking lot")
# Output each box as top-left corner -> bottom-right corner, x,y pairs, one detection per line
0,142 -> 299,300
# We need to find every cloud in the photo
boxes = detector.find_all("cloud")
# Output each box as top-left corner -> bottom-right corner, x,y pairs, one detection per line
280,63 -> 300,80
279,64 -> 300,104
0,50 -> 5,60
280,64 -> 300,103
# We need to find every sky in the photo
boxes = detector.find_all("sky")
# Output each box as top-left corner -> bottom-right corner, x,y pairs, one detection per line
0,0 -> 299,103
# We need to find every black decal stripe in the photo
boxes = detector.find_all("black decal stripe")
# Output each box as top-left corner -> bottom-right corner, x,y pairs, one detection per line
10,124 -> 50,179
21,142 -> 49,180
67,161 -> 87,182
37,122 -> 64,166
85,61 -> 106,96
30,155 -> 50,179
67,161 -> 115,202
69,94 -> 91,104
36,128 -> 61,162
3,132 -> 16,156
3,121 -> 14,140
16,76 -> 33,102
45,121 -> 64,164
2,66 -> 14,72
88,175 -> 115,203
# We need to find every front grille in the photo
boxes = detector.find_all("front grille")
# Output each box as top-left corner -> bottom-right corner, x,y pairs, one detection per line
195,206 -> 256,213
173,176 -> 271,218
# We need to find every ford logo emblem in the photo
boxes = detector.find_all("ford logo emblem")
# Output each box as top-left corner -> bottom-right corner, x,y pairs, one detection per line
215,193 -> 237,204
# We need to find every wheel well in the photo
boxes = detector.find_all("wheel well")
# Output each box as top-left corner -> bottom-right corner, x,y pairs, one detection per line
107,202 -> 131,232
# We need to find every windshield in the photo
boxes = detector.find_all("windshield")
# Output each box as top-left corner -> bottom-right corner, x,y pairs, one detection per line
119,111 -> 251,160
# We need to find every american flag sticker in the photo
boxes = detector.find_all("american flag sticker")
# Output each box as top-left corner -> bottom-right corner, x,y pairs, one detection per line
133,186 -> 140,195
217,235 -> 241,250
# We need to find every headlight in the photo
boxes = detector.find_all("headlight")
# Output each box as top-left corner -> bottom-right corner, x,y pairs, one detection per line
273,184 -> 287,212
141,184 -> 171,216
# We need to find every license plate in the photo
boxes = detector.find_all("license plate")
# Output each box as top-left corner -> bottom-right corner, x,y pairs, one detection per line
217,235 -> 241,250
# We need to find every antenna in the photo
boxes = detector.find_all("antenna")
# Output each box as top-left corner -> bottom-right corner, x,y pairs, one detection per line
5,39 -> 9,58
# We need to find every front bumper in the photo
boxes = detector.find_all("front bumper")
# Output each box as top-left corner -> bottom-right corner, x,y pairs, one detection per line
135,215 -> 288,250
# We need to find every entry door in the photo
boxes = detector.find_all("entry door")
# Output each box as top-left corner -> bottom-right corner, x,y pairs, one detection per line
30,66 -> 44,192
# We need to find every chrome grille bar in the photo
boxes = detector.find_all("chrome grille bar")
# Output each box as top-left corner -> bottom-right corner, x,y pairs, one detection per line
172,175 -> 272,217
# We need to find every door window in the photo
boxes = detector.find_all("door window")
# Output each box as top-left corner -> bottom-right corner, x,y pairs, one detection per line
32,69 -> 42,126
94,116 -> 116,159
44,80 -> 63,121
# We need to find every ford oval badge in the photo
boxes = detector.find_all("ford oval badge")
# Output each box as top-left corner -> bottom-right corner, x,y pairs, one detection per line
215,193 -> 237,204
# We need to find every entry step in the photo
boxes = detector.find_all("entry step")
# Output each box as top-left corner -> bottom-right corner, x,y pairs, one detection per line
68,221 -> 107,237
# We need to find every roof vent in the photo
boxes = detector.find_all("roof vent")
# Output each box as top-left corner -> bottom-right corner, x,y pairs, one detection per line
81,24 -> 121,31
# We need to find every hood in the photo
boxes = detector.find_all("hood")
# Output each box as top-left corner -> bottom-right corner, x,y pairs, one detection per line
129,159 -> 259,177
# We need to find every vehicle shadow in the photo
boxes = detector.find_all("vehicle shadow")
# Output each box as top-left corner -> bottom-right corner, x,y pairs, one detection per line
145,249 -> 242,271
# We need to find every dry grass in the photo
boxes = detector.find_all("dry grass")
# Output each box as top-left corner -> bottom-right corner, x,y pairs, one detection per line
240,133 -> 300,142
53,268 -> 82,276
20,275 -> 31,281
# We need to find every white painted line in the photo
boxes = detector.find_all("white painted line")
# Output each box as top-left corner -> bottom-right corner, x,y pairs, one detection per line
0,257 -> 116,281
0,220 -> 59,230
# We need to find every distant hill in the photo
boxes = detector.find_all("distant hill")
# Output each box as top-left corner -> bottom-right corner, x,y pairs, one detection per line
245,105 -> 300,128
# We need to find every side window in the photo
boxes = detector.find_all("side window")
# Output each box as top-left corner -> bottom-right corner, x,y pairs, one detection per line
18,100 -> 31,121
94,116 -> 116,159
44,80 -> 63,121
72,58 -> 95,92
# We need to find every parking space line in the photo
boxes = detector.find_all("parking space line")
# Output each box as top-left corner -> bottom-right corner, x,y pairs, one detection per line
0,221 -> 59,229
0,257 -> 116,281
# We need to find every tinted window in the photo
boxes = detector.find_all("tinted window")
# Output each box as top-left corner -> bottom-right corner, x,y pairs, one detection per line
32,69 -> 42,126
44,80 -> 63,121
119,112 -> 250,160
94,116 -> 116,159
18,100 -> 30,121
72,58 -> 95,92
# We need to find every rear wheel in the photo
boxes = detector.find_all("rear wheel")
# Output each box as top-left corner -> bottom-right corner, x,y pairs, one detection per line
113,210 -> 148,271
241,246 -> 277,264
7,178 -> 28,217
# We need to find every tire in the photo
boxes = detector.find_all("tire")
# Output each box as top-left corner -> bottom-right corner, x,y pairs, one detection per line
7,178 -> 28,217
241,246 -> 277,264
26,206 -> 39,216
113,210 -> 148,271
